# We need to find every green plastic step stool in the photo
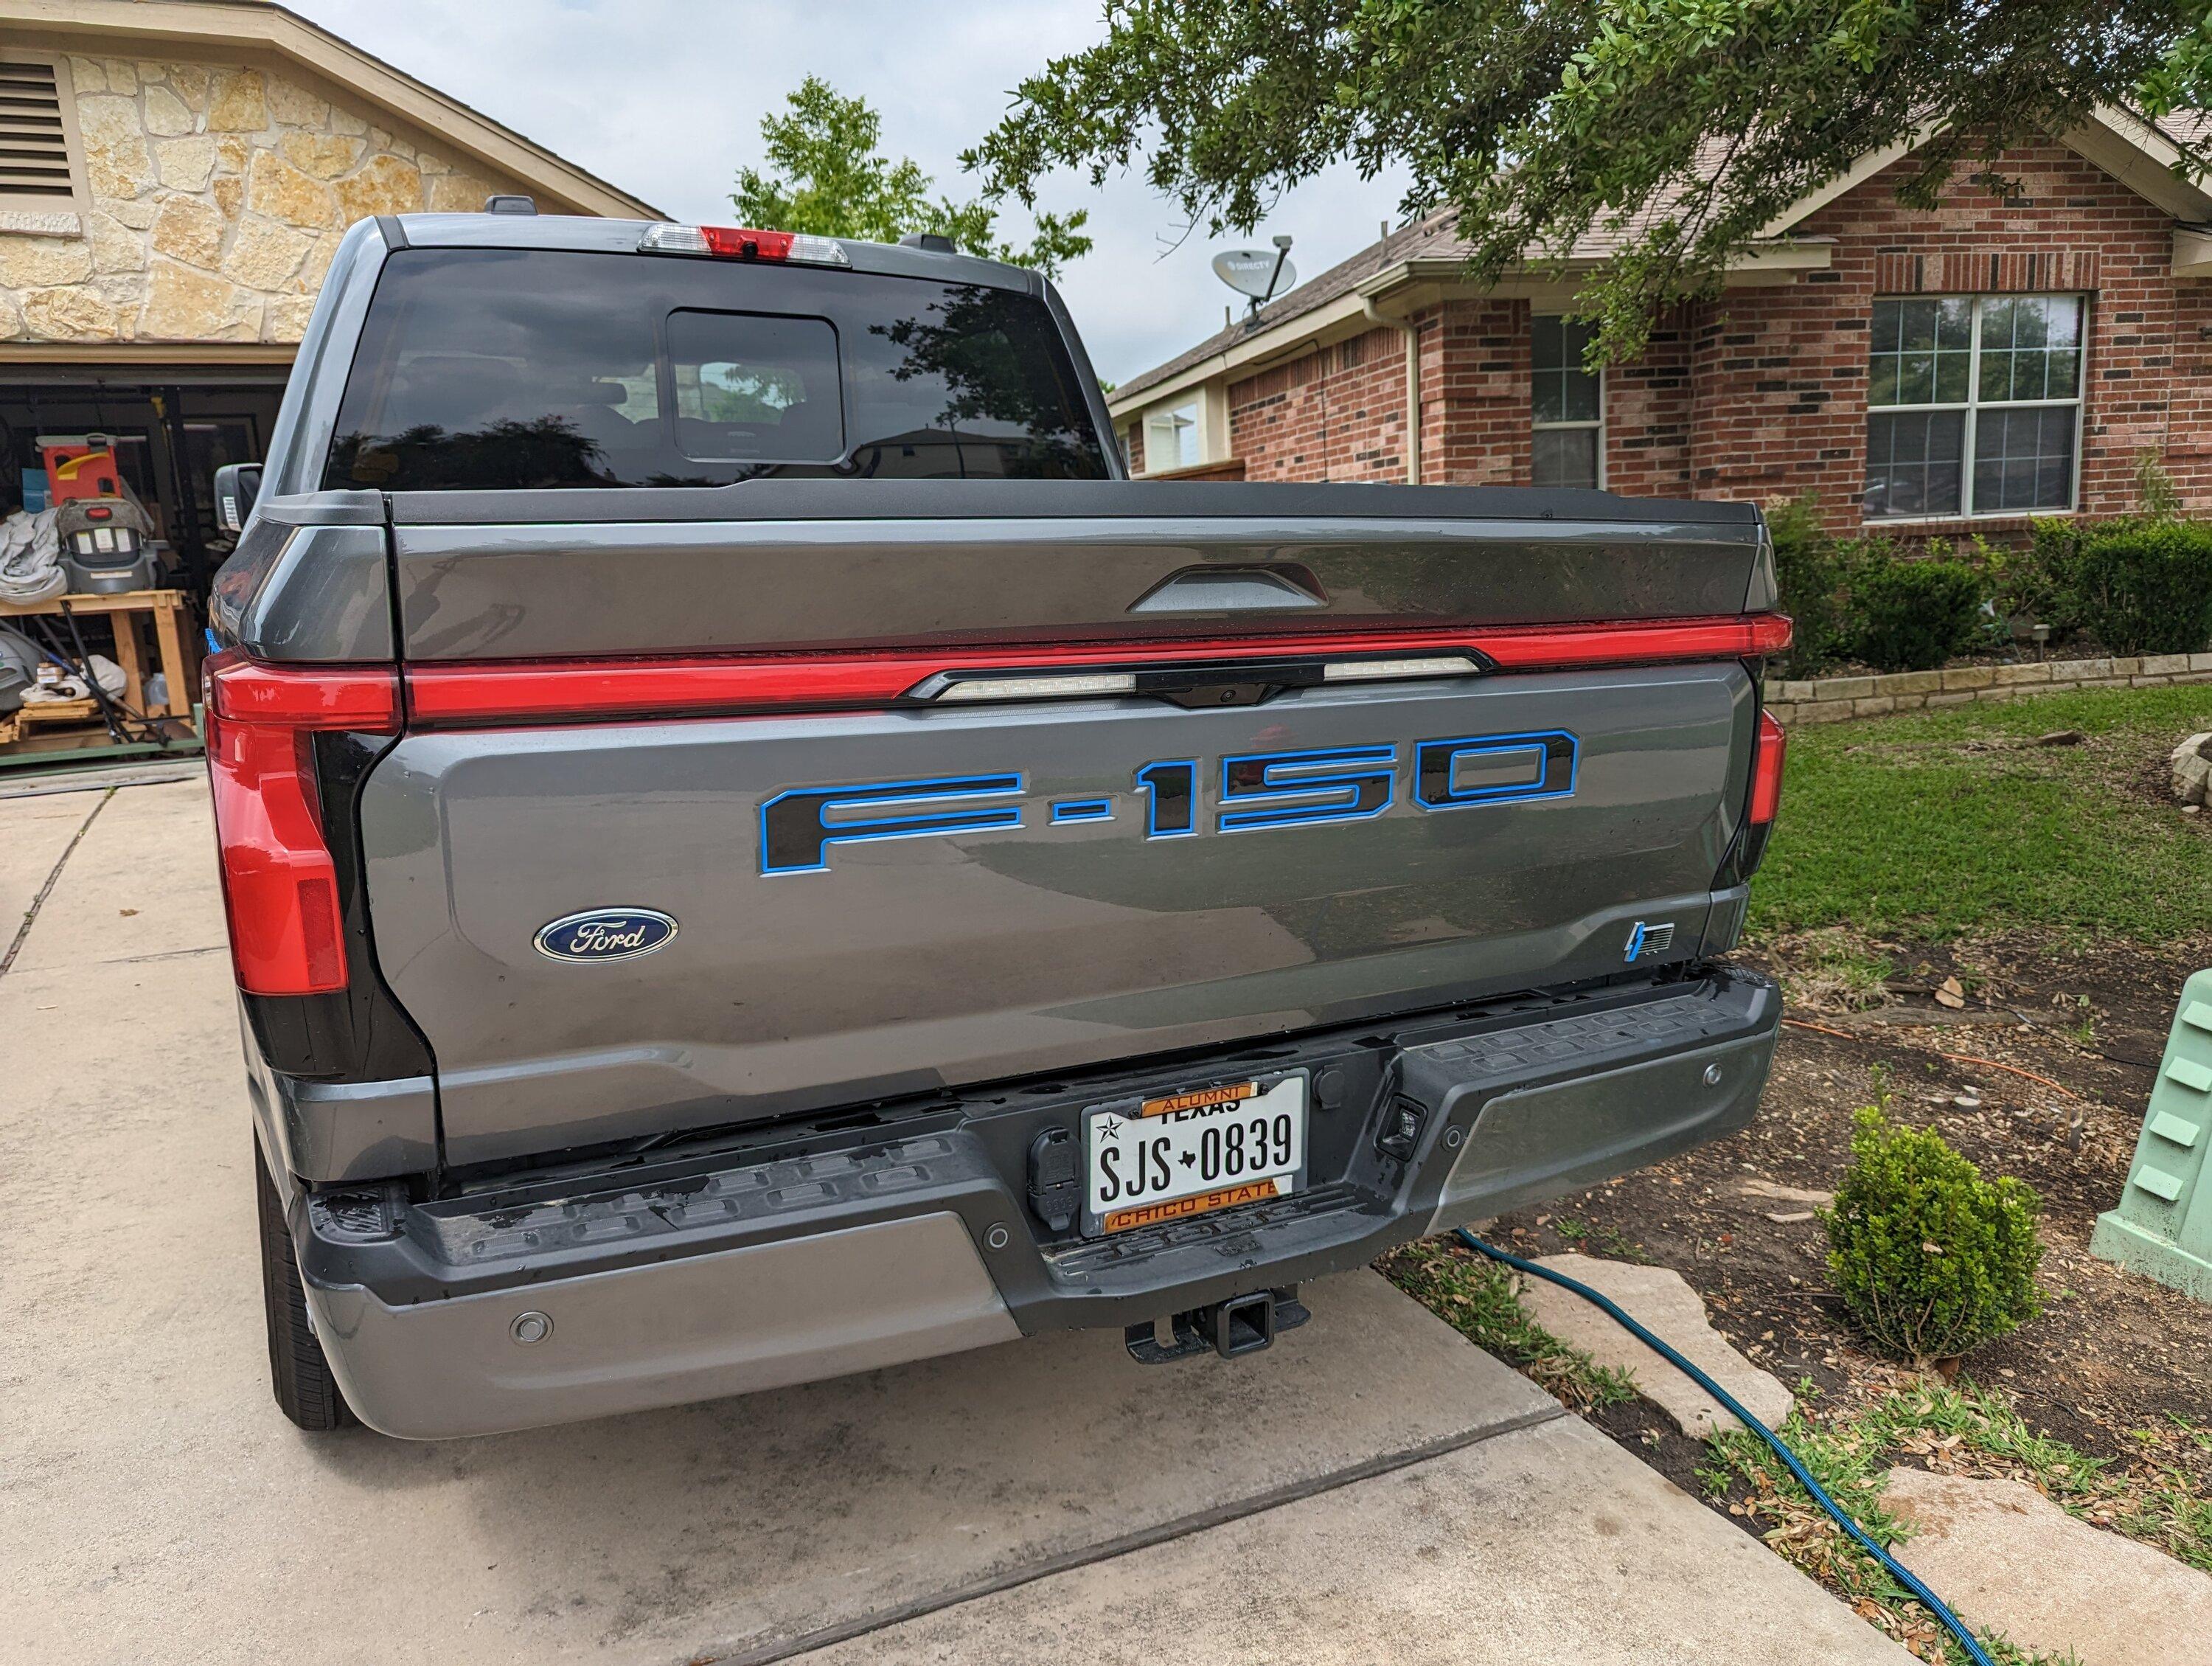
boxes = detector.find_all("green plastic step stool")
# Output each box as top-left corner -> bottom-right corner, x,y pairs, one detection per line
2091,968 -> 2212,1301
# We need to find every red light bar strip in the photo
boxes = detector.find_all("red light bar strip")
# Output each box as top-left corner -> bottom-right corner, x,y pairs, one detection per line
1473,612 -> 1791,670
403,614 -> 1794,727
208,656 -> 400,730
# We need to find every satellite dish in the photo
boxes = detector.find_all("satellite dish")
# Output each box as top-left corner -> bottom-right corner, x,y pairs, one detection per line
1213,242 -> 1296,303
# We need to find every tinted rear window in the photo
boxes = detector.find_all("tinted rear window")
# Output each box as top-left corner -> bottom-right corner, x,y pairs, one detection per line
324,248 -> 1110,490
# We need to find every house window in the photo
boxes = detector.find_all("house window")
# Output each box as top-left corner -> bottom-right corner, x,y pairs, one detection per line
1531,316 -> 1603,489
1143,401 -> 1200,473
1864,295 -> 2084,519
0,55 -> 86,214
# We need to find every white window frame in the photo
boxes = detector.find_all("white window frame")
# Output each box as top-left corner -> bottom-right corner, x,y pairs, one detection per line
1141,400 -> 1202,475
1864,293 -> 2087,523
1530,314 -> 1605,490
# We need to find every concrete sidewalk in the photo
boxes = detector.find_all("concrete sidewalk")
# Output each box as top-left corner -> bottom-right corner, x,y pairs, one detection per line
0,779 -> 1913,1666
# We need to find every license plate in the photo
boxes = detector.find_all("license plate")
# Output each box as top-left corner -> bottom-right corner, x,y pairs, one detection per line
1083,1073 -> 1307,1235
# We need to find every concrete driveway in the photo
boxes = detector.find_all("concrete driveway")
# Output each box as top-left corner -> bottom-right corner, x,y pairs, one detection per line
0,776 -> 1913,1666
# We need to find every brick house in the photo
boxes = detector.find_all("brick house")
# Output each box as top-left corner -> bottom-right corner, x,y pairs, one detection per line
1107,109 -> 2212,538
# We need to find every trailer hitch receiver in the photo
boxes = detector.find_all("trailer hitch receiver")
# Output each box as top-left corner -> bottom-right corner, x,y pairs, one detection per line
1124,1286 -> 1311,1364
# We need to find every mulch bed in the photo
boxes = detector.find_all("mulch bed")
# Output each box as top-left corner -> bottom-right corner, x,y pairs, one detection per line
1476,931 -> 2212,1505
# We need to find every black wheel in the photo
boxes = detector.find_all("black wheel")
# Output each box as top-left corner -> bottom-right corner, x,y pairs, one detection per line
255,1139 -> 354,1431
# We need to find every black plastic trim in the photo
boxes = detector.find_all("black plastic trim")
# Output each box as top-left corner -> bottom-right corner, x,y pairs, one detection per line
240,729 -> 437,1087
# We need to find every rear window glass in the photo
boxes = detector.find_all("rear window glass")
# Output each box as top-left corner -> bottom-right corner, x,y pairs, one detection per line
324,248 -> 1110,490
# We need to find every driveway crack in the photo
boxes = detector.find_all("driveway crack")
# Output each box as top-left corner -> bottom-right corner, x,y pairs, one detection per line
0,787 -> 115,982
700,1401 -> 1568,1666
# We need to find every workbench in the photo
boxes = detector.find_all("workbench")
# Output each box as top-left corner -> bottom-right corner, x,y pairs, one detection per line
0,588 -> 200,721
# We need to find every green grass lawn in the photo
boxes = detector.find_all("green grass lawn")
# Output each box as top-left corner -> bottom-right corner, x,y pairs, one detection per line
1748,684 -> 2212,943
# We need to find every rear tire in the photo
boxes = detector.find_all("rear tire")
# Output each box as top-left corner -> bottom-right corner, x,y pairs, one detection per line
255,1139 -> 355,1432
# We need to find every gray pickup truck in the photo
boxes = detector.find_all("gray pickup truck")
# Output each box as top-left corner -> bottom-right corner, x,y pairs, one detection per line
208,210 -> 1790,1439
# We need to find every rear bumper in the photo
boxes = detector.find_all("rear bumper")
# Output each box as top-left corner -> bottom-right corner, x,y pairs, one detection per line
295,966 -> 1779,1437
305,1214 -> 1018,1440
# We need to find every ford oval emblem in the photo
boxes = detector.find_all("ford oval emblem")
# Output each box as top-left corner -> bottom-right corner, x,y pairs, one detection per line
533,908 -> 678,963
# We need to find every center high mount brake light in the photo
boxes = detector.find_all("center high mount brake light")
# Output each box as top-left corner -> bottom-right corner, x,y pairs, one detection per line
637,224 -> 850,266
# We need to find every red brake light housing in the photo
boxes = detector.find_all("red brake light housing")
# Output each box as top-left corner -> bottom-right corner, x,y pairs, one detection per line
204,653 -> 398,996
1737,708 -> 1788,878
703,226 -> 793,261
636,223 -> 851,266
1750,709 -> 1787,827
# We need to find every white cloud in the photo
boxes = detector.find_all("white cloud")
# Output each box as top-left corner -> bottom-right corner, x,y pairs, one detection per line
287,0 -> 1409,383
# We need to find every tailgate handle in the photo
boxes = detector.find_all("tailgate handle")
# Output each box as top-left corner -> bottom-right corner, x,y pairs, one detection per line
1129,564 -> 1326,614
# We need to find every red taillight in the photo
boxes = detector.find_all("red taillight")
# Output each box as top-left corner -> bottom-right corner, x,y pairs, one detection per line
204,655 -> 398,996
1750,709 -> 1787,827
1731,707 -> 1789,881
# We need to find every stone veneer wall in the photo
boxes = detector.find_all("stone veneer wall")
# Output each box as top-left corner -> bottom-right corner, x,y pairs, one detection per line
1765,653 -> 2212,726
0,55 -> 534,347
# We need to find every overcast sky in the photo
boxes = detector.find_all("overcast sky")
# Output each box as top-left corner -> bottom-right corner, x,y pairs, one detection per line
286,0 -> 1410,386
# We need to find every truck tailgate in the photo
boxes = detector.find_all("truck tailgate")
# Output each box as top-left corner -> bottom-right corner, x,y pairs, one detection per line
361,642 -> 1756,1167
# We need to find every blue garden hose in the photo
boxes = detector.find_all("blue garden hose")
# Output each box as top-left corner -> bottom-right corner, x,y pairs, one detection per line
1455,1229 -> 1994,1666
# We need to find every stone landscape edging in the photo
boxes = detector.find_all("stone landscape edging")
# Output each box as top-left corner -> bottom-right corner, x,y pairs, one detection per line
1766,652 -> 2212,726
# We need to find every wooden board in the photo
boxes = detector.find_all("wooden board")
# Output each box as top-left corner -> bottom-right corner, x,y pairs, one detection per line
0,587 -> 187,618
14,697 -> 101,729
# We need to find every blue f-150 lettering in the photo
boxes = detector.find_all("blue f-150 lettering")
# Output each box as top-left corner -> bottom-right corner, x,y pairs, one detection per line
759,729 -> 1582,874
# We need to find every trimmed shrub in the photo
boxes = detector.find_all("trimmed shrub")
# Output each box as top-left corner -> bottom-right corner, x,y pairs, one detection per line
1766,496 -> 1858,676
1848,557 -> 1985,672
1823,1105 -> 2044,1366
2046,518 -> 2212,656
